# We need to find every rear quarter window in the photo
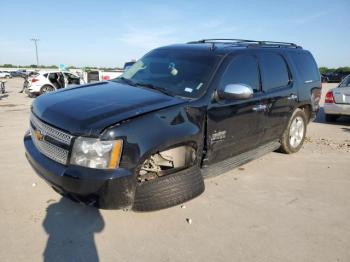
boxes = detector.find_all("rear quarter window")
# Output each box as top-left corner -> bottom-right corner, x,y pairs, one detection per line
260,53 -> 290,91
290,52 -> 320,82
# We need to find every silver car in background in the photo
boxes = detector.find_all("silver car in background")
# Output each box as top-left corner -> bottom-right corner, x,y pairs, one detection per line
324,75 -> 350,122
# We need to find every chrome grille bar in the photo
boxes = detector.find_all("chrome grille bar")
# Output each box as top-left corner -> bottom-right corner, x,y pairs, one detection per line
31,127 -> 69,165
30,113 -> 73,165
30,114 -> 73,145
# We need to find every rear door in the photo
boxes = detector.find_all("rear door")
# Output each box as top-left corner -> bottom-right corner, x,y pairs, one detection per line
258,52 -> 298,144
333,76 -> 350,104
206,54 -> 265,164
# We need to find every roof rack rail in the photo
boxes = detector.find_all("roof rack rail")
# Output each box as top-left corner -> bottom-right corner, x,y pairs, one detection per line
187,39 -> 302,49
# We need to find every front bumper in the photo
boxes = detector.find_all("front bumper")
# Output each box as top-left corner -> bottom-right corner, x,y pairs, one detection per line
24,132 -> 136,209
324,103 -> 350,116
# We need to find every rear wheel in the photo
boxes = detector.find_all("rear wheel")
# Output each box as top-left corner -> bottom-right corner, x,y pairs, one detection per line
279,108 -> 307,154
325,114 -> 339,122
40,85 -> 55,95
133,166 -> 205,212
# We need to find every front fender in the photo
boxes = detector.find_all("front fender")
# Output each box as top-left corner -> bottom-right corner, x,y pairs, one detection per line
101,104 -> 206,170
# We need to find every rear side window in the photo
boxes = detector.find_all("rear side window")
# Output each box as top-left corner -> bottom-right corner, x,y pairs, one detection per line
220,55 -> 260,92
340,75 -> 350,87
290,52 -> 319,82
260,54 -> 290,91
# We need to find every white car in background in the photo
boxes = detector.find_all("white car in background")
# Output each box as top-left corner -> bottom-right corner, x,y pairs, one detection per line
324,74 -> 350,122
27,71 -> 83,96
0,71 -> 12,78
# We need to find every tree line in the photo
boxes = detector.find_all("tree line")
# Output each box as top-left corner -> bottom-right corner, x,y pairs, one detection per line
0,64 -> 121,71
319,67 -> 350,74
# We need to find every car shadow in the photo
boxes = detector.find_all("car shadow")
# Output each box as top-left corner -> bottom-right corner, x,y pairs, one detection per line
0,94 -> 9,100
313,107 -> 350,126
341,127 -> 350,133
43,197 -> 105,262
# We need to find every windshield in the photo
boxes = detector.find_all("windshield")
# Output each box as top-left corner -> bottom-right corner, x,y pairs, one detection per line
115,49 -> 220,98
339,75 -> 350,87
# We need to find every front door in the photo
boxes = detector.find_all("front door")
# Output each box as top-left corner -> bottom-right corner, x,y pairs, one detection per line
206,54 -> 265,165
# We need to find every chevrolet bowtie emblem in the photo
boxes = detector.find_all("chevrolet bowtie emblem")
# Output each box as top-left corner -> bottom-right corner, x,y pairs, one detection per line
34,130 -> 44,141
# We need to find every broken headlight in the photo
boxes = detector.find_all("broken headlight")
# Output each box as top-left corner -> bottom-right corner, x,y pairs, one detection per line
70,137 -> 123,169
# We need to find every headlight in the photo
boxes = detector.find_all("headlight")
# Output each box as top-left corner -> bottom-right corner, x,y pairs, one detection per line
70,137 -> 123,169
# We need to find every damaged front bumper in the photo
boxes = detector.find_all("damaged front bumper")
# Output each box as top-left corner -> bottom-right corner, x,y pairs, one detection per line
24,133 -> 136,209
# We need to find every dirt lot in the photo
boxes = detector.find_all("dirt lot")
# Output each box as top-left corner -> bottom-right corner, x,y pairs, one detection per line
0,78 -> 349,262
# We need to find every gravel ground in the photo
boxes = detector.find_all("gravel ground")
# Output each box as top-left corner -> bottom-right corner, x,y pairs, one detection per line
0,78 -> 349,262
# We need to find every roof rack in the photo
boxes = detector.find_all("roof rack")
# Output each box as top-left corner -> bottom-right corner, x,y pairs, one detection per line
187,39 -> 302,49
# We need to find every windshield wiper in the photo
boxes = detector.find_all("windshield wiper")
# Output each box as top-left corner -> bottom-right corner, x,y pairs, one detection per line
135,82 -> 174,97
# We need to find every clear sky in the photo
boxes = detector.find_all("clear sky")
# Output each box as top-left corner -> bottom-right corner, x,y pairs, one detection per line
0,0 -> 349,68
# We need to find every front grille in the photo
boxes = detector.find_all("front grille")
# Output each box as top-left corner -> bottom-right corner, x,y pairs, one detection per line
30,114 -> 73,145
30,114 -> 73,165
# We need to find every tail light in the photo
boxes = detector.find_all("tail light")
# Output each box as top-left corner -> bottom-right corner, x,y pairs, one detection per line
325,91 -> 334,103
31,78 -> 39,83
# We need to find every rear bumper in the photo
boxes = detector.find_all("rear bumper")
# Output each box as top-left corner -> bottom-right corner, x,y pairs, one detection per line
324,103 -> 350,116
27,84 -> 41,93
24,132 -> 136,209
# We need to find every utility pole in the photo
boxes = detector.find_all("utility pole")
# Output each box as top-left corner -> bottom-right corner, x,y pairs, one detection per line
30,38 -> 40,67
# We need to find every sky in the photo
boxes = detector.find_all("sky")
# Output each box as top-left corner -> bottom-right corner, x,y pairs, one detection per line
0,0 -> 349,68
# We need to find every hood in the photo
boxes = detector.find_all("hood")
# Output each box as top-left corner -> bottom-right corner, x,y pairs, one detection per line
32,81 -> 185,136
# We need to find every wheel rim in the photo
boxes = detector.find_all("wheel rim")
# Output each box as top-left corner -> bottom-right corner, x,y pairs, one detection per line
289,116 -> 304,148
42,86 -> 54,93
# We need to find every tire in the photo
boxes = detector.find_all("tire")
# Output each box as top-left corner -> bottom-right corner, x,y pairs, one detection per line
279,108 -> 307,154
40,85 -> 55,95
325,114 -> 339,122
133,166 -> 205,212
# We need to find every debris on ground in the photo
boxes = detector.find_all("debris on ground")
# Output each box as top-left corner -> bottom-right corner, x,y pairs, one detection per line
305,137 -> 350,152
32,183 -> 36,187
186,218 -> 192,224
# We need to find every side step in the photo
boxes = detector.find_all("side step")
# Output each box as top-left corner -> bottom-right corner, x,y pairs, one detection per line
201,140 -> 280,179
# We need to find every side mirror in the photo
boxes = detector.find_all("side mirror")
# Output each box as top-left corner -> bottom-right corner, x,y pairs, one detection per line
217,83 -> 254,100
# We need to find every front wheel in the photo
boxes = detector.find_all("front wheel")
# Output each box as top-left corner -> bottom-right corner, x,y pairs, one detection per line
279,108 -> 307,154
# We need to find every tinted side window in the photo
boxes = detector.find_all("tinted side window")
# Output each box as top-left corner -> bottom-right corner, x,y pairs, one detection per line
260,54 -> 290,91
220,55 -> 260,92
290,52 -> 319,82
340,75 -> 350,87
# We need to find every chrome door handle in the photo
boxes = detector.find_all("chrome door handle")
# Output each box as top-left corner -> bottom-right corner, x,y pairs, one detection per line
288,94 -> 298,100
252,104 -> 267,112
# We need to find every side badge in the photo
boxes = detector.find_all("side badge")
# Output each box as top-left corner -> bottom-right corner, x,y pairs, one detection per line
211,130 -> 227,142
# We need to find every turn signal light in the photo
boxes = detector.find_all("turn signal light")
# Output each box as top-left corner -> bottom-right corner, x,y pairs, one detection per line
325,91 -> 334,103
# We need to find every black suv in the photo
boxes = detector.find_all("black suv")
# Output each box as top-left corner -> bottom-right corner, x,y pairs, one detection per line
24,39 -> 321,211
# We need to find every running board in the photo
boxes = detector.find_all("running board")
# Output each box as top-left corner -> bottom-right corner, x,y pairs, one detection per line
201,140 -> 280,179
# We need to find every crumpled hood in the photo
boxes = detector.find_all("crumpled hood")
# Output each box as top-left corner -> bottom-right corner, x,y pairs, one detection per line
32,81 -> 185,136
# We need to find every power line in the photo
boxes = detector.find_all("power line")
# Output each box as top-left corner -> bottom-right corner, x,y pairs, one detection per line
30,38 -> 40,67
